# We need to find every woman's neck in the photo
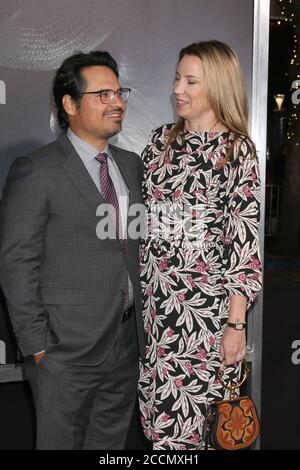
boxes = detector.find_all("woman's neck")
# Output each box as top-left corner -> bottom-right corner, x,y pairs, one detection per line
184,116 -> 228,133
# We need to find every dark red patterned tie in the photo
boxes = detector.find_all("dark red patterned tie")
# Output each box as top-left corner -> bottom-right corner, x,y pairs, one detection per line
96,152 -> 122,241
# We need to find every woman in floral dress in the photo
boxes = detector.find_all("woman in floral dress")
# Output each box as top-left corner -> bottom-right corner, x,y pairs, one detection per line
138,40 -> 263,450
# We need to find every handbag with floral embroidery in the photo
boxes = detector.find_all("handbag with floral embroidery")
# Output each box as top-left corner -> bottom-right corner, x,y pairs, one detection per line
202,361 -> 260,450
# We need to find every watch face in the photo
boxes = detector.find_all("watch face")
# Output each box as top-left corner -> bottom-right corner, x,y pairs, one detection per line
236,323 -> 244,330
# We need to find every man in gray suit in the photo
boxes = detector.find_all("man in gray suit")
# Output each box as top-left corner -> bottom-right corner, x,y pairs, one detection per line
0,51 -> 146,449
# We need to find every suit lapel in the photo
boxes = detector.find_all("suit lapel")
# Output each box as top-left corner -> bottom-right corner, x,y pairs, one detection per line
57,134 -> 105,213
60,137 -> 124,252
109,145 -> 136,234
109,145 -> 132,253
56,135 -> 139,256
109,144 -> 140,212
109,145 -> 133,195
109,144 -> 144,262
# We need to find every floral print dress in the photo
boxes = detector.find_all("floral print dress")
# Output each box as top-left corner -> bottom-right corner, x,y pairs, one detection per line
138,124 -> 262,450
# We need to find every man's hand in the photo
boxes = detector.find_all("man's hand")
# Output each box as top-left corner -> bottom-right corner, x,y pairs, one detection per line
34,351 -> 46,365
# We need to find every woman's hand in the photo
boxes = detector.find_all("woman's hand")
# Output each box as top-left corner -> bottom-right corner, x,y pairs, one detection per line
220,326 -> 246,365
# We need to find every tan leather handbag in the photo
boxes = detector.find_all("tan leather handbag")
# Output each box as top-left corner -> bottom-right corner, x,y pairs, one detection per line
202,361 -> 260,450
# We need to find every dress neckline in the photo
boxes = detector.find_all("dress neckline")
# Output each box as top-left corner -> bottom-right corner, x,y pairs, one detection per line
183,128 -> 231,137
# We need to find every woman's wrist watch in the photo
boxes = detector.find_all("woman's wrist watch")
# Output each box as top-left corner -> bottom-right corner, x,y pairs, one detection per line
227,321 -> 246,330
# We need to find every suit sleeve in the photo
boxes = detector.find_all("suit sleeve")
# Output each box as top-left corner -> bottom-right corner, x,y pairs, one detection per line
0,157 -> 48,357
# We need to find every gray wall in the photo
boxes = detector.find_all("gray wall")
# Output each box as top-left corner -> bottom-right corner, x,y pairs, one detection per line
0,0 -> 254,194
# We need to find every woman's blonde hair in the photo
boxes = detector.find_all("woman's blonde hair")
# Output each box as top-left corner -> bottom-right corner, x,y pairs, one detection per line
166,40 -> 255,161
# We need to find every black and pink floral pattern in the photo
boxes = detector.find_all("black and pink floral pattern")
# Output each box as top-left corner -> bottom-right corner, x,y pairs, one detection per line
138,124 -> 262,450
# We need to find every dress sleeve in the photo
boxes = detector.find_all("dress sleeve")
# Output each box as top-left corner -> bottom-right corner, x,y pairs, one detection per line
222,139 -> 262,310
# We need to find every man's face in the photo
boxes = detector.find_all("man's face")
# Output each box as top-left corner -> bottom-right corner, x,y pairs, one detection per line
65,65 -> 126,149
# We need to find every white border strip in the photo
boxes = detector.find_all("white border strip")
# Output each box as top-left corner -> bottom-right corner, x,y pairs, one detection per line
249,0 -> 270,450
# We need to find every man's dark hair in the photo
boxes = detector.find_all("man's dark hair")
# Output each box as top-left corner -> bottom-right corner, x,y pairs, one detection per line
52,50 -> 119,130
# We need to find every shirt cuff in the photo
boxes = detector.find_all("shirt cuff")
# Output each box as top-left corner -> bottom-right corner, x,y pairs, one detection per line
33,350 -> 45,356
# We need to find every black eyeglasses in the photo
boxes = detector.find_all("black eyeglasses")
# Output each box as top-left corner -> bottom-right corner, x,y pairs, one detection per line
81,87 -> 131,104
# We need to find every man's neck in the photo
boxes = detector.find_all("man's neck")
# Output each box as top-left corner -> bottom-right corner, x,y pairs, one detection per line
67,127 -> 108,152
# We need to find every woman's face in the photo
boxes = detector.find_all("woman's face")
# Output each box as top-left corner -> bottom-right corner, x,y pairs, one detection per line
173,55 -> 213,126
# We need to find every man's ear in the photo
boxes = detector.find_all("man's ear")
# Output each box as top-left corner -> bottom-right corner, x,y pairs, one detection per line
62,94 -> 78,117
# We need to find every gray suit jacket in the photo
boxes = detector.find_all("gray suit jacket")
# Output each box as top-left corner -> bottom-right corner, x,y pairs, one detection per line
0,134 -> 146,365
